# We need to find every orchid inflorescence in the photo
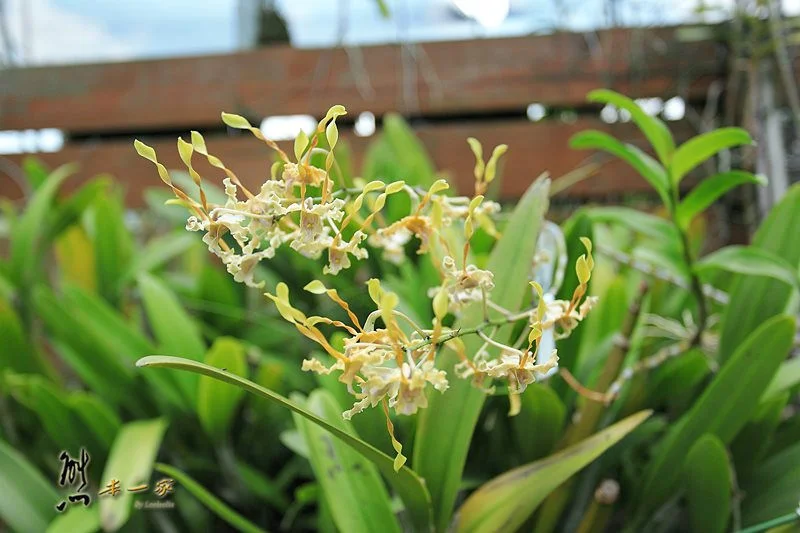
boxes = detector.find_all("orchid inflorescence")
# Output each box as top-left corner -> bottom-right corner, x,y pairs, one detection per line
135,105 -> 596,468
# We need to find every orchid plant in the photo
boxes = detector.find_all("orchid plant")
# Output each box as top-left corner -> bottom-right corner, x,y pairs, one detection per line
135,105 -> 597,468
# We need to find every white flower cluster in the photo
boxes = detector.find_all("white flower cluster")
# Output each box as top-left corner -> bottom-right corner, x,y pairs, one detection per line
184,177 -> 367,287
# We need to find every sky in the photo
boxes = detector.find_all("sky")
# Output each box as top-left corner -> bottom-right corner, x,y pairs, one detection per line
0,0 -> 743,66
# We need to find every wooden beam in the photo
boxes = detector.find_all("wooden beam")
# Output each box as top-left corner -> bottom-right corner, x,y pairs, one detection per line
0,117 -> 693,206
0,26 -> 723,133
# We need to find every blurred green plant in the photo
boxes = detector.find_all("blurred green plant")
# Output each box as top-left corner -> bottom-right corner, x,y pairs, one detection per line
0,89 -> 798,533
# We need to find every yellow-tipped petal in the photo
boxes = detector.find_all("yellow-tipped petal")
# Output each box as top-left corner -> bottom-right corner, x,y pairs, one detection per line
484,144 -> 508,184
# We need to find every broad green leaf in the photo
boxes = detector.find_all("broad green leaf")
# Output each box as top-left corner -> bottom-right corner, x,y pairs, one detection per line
718,183 -> 800,363
683,434 -> 731,533
10,163 -> 76,288
761,357 -> 800,402
551,212 -> 594,400
91,188 -> 132,307
646,349 -> 710,409
695,245 -> 798,287
197,337 -> 248,441
511,386 -> 566,463
587,89 -> 675,165
138,273 -> 206,403
455,410 -> 651,533
670,128 -> 752,185
0,438 -> 60,533
99,418 -> 168,531
154,463 -> 265,533
120,231 -> 196,286
676,171 -> 766,229
637,315 -> 795,517
587,206 -> 679,242
47,505 -> 100,533
741,441 -> 800,526
293,390 -> 401,533
414,178 -> 550,532
569,130 -> 671,207
730,392 -> 788,475
136,355 -> 433,532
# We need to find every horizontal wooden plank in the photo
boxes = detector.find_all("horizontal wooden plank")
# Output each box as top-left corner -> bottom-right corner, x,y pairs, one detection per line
0,117 -> 694,206
0,26 -> 723,133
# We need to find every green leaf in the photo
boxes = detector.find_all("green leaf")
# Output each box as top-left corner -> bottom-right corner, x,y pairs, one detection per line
695,245 -> 798,287
91,188 -> 132,307
47,505 -> 100,533
99,418 -> 168,532
120,231 -> 196,286
761,357 -> 800,403
741,441 -> 800,526
5,373 -> 104,456
569,130 -> 671,207
49,176 -> 111,238
61,285 -> 189,410
646,349 -> 710,409
670,128 -> 752,185
587,89 -> 675,165
414,178 -> 550,532
136,355 -> 433,532
455,410 -> 651,533
293,390 -> 401,533
0,438 -> 60,533
676,171 -> 766,228
10,163 -> 76,288
683,434 -> 731,533
32,286 -> 141,409
511,386 -> 566,463
68,391 -> 122,449
197,337 -> 248,441
636,315 -> 795,517
0,295 -> 40,374
138,273 -> 206,403
718,183 -> 800,364
587,206 -> 679,242
154,463 -> 265,533
730,392 -> 788,475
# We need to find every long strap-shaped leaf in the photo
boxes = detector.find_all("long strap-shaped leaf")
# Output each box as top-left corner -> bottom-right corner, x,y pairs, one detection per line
136,355 -> 433,532
413,178 -> 551,532
455,410 -> 652,533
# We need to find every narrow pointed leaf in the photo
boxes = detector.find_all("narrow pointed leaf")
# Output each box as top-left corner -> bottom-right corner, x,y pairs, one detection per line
456,410 -> 651,533
11,163 -> 76,287
676,171 -> 766,228
587,89 -> 675,165
570,130 -> 671,206
136,355 -> 433,532
154,463 -> 265,533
